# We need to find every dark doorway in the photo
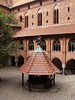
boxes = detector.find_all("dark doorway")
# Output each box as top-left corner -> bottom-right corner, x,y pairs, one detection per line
66,59 -> 75,74
11,56 -> 15,66
17,56 -> 24,67
52,58 -> 62,70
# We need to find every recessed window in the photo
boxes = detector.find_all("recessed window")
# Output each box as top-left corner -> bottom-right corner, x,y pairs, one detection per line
29,40 -> 34,51
68,17 -> 70,20
53,39 -> 61,51
68,7 -> 70,12
32,15 -> 34,19
18,8 -> 20,11
69,39 -> 75,52
40,40 -> 46,51
19,40 -> 24,50
28,5 -> 30,9
32,23 -> 34,25
46,12 -> 48,16
20,16 -> 22,22
54,0 -> 57,2
54,9 -> 59,24
40,1 -> 42,5
25,15 -> 28,28
46,20 -> 48,23
38,13 -> 42,26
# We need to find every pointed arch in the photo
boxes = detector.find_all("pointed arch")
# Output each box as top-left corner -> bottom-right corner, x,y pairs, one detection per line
38,8 -> 42,26
28,40 -> 34,51
53,39 -> 61,51
69,39 -> 75,52
20,15 -> 22,22
25,12 -> 28,28
40,40 -> 46,51
54,5 -> 59,24
19,40 -> 24,50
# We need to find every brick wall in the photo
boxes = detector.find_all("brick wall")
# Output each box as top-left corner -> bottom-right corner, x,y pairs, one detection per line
12,0 -> 75,29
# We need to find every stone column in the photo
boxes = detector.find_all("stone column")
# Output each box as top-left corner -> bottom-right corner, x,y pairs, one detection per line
46,38 -> 51,59
15,58 -> 18,67
62,38 -> 66,75
62,63 -> 66,75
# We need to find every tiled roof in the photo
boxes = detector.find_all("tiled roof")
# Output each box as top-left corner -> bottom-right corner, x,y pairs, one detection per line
15,23 -> 75,38
0,0 -> 8,7
12,0 -> 35,8
19,52 -> 59,75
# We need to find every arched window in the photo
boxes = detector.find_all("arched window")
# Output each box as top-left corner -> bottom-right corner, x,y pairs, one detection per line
53,39 -> 60,51
69,39 -> 75,52
20,15 -> 22,22
29,40 -> 34,51
54,5 -> 59,24
19,40 -> 24,50
25,12 -> 28,28
40,40 -> 46,51
38,9 -> 42,26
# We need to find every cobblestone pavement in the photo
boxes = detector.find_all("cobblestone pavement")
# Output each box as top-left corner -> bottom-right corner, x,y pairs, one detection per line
0,67 -> 75,100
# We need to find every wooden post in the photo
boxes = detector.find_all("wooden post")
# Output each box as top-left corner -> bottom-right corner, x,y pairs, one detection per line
22,73 -> 24,86
29,75 -> 31,91
46,76 -> 49,89
53,74 -> 55,86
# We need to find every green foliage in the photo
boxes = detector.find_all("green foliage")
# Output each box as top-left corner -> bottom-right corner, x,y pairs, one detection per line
0,9 -> 18,67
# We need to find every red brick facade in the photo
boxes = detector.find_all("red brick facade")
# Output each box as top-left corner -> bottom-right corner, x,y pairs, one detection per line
0,0 -> 75,73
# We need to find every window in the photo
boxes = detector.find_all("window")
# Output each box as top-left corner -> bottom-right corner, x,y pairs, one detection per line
54,0 -> 57,2
40,2 -> 42,5
68,7 -> 70,12
38,9 -> 42,26
18,8 -> 20,11
32,15 -> 34,19
20,16 -> 22,22
53,39 -> 60,51
69,39 -> 75,52
25,13 -> 28,28
46,12 -> 48,16
68,17 -> 70,20
40,40 -> 46,51
32,23 -> 34,25
29,40 -> 34,50
28,5 -> 30,9
38,13 -> 42,26
19,40 -> 24,50
54,5 -> 59,24
46,20 -> 48,23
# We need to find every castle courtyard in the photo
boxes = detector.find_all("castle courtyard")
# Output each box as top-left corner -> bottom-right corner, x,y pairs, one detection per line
0,67 -> 75,100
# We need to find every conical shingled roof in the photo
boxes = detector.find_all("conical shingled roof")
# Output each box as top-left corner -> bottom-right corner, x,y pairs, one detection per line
19,45 -> 59,75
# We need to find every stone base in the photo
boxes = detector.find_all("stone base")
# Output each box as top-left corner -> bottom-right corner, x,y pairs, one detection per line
49,86 -> 60,93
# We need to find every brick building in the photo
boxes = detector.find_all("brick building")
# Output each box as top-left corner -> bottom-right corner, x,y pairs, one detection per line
0,0 -> 75,74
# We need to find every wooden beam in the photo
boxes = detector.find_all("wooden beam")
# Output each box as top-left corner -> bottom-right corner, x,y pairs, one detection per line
53,74 -> 55,86
22,73 -> 24,86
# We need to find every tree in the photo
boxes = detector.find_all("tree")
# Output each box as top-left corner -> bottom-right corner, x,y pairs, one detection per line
0,9 -> 18,67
